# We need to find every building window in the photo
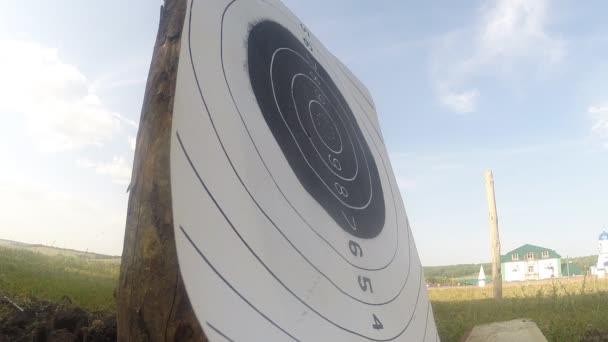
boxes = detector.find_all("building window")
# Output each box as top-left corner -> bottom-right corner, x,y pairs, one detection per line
528,266 -> 534,273
512,253 -> 519,261
527,252 -> 534,260
542,251 -> 549,258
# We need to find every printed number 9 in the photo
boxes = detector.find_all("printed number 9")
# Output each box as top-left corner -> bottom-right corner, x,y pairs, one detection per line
328,155 -> 342,170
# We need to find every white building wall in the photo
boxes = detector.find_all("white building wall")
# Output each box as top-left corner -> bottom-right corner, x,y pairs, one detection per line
596,253 -> 608,278
596,252 -> 608,272
596,235 -> 608,278
504,259 -> 559,281
600,239 -> 608,254
538,258 -> 559,279
504,261 -> 526,281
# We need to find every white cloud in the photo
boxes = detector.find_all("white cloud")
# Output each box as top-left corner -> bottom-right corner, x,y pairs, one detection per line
78,157 -> 132,186
88,54 -> 150,95
439,89 -> 480,113
0,39 -> 124,151
0,178 -> 126,255
90,77 -> 147,94
432,0 -> 566,113
479,0 -> 565,63
588,104 -> 608,148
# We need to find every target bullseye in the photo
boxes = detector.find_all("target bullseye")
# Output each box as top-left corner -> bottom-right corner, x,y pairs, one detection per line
248,21 -> 384,239
308,100 -> 343,154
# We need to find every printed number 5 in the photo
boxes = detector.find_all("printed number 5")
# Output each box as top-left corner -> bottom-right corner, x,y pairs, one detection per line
304,37 -> 313,52
300,23 -> 310,37
358,276 -> 373,293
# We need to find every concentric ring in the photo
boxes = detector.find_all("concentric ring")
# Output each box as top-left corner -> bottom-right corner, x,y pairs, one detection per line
224,13 -> 400,272
251,29 -> 385,236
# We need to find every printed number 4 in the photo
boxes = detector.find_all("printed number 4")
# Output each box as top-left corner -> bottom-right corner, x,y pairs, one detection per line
300,23 -> 310,37
301,23 -> 313,52
372,314 -> 383,330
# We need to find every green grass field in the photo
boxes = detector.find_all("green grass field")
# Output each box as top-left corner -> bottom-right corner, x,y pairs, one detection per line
430,278 -> 608,341
0,245 -> 119,312
3,242 -> 608,341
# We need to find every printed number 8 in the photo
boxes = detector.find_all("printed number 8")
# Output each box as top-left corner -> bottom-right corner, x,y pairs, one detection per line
334,182 -> 348,197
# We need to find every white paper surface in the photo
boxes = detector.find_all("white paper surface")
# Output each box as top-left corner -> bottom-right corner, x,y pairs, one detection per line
170,0 -> 439,340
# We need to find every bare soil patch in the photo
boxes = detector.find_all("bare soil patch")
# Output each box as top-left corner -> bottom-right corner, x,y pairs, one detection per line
0,298 -> 116,342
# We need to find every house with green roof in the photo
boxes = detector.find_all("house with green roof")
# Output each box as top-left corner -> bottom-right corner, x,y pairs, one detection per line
501,244 -> 562,281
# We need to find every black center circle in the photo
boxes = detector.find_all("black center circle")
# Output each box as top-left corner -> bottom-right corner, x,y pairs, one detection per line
309,100 -> 342,154
290,72 -> 358,182
248,21 -> 385,239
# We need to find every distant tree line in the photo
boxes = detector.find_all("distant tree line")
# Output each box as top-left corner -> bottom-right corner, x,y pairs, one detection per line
423,255 -> 597,286
424,263 -> 491,280
569,255 -> 595,274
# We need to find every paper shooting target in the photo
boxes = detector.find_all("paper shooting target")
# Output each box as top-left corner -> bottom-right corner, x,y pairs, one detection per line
170,0 -> 439,340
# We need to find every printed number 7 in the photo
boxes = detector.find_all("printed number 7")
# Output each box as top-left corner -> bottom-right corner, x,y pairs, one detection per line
342,212 -> 356,230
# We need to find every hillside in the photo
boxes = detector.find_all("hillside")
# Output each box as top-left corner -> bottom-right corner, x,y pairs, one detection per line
0,243 -> 119,340
0,238 -> 120,261
0,244 -> 119,311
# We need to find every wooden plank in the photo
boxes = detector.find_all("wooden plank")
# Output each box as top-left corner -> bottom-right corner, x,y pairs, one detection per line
485,170 -> 503,299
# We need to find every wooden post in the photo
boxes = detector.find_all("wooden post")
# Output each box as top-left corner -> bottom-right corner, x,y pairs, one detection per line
116,0 -> 207,340
484,170 -> 503,299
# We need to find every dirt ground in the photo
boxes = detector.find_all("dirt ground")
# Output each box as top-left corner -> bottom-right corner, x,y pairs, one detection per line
0,297 -> 116,342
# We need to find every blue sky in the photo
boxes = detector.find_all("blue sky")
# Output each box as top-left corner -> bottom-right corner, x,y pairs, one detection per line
1,0 -> 607,266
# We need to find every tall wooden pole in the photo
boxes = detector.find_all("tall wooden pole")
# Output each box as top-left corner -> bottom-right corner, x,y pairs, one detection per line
484,170 -> 502,299
116,0 -> 207,340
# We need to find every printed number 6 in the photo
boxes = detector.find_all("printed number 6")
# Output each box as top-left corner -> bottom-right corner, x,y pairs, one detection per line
349,240 -> 363,257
